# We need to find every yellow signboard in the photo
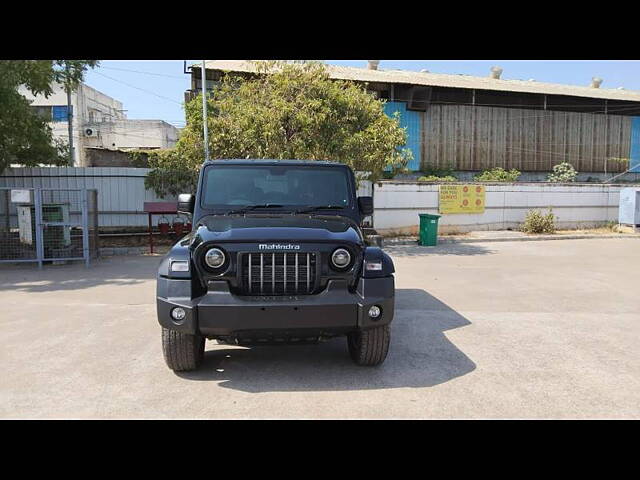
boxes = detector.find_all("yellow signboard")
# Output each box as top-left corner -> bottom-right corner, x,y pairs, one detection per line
439,185 -> 486,214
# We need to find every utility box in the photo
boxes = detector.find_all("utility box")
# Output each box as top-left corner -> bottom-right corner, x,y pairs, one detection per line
17,203 -> 71,247
618,188 -> 640,226
17,205 -> 34,244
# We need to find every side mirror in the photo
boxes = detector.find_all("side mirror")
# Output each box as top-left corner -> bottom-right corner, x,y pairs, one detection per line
358,196 -> 374,216
177,193 -> 195,214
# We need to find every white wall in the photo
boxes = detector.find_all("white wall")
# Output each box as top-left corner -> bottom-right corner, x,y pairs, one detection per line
91,119 -> 179,150
373,182 -> 626,234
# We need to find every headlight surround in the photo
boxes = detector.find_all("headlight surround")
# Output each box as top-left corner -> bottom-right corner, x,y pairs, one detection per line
204,247 -> 226,269
331,248 -> 352,270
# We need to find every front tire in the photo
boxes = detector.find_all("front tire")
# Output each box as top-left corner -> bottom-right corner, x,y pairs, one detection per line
162,328 -> 205,371
347,325 -> 390,366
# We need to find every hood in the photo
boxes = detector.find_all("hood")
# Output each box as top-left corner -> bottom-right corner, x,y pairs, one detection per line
193,214 -> 364,246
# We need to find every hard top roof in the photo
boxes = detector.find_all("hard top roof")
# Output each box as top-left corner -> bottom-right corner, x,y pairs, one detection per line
203,159 -> 348,167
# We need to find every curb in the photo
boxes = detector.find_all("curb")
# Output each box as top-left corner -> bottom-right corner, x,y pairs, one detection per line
385,233 -> 640,246
99,247 -> 169,256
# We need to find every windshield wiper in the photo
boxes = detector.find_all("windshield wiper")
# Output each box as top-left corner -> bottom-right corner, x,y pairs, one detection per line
294,205 -> 345,214
227,204 -> 283,215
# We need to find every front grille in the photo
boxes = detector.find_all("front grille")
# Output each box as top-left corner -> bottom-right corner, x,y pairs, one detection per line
240,252 -> 317,295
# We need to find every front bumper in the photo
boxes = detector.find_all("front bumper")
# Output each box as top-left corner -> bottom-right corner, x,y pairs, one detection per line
157,276 -> 394,338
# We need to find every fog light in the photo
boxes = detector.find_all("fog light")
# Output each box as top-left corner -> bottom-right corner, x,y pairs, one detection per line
171,307 -> 186,322
368,305 -> 381,319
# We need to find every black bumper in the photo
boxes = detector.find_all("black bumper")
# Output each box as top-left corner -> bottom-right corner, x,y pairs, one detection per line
157,276 -> 394,338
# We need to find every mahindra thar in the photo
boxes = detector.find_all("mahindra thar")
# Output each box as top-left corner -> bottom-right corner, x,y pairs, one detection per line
157,159 -> 395,371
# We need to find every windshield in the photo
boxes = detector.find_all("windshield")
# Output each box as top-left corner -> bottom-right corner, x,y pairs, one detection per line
201,165 -> 352,210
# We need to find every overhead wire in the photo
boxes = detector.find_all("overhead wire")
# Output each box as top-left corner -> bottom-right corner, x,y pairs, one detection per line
92,71 -> 183,105
98,65 -> 187,80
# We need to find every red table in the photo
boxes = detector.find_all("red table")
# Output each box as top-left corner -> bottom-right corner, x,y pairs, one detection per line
143,202 -> 177,254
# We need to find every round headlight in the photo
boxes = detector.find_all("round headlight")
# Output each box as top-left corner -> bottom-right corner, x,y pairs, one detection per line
204,248 -> 226,269
331,248 -> 351,269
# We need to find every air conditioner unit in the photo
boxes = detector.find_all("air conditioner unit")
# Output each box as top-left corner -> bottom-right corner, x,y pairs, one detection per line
84,127 -> 98,137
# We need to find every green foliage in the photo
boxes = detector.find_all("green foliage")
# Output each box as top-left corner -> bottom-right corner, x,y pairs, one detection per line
522,209 -> 556,234
142,149 -> 199,196
417,175 -> 457,182
146,61 -> 411,197
609,157 -> 630,166
420,163 -> 456,178
126,150 -> 150,168
474,167 -> 521,182
547,162 -> 578,182
0,60 -> 98,172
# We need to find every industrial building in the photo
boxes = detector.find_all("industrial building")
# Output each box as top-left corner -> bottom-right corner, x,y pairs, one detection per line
19,82 -> 179,167
187,60 -> 640,179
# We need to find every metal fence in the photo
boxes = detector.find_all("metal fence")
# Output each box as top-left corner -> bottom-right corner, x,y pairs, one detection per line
0,188 -> 98,267
0,167 -> 173,228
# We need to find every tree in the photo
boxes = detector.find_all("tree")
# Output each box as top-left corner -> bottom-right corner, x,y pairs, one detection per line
144,61 -> 411,196
0,60 -> 98,172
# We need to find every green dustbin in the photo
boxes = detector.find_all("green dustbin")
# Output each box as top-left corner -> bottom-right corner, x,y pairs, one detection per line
419,213 -> 441,246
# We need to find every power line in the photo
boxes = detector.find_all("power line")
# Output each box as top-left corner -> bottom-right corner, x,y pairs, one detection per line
92,71 -> 183,105
99,65 -> 186,79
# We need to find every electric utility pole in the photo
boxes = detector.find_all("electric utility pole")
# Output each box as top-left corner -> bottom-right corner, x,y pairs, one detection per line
65,64 -> 74,166
201,60 -> 210,161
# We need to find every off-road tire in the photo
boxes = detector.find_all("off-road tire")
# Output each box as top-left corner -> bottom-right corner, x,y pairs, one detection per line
162,328 -> 205,371
347,325 -> 390,366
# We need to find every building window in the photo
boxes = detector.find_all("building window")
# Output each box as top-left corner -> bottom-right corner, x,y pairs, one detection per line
32,106 -> 52,121
52,105 -> 69,122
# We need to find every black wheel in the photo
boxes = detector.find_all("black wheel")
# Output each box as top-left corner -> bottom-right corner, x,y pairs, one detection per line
161,327 -> 205,371
347,325 -> 390,366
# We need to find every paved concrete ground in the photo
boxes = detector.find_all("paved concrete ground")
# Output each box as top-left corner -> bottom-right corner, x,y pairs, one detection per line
1,238 -> 639,419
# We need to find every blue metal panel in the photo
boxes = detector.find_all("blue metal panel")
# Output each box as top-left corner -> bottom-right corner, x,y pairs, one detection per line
630,117 -> 640,173
383,101 -> 422,171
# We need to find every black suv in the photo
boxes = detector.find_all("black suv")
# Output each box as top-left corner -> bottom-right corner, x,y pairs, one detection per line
157,159 -> 395,371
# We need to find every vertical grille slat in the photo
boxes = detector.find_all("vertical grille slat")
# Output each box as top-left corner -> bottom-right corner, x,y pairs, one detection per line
241,252 -> 317,295
260,253 -> 264,293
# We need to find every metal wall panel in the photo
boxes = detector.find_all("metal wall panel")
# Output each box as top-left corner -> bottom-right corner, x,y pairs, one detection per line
383,101 -> 422,171
630,117 -> 640,173
422,105 -> 632,172
0,167 -> 174,228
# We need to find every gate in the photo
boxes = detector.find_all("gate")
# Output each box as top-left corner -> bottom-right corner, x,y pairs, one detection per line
0,188 -> 98,268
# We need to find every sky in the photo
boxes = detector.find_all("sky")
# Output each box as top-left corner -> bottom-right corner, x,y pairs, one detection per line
82,60 -> 640,129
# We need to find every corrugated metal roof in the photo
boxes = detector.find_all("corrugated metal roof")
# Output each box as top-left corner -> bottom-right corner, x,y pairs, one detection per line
196,60 -> 640,103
